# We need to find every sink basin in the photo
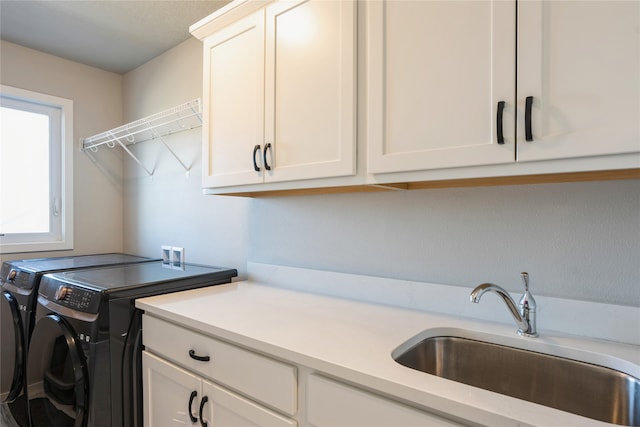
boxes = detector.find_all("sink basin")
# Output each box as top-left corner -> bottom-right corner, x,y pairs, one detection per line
393,334 -> 640,426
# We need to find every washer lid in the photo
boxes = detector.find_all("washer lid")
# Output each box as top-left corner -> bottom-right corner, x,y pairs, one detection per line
4,253 -> 155,274
41,261 -> 238,297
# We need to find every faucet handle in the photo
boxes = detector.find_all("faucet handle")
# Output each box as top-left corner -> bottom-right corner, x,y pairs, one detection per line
521,272 -> 529,292
518,272 -> 537,337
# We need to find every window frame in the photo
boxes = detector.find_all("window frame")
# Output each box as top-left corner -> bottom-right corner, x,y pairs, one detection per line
0,85 -> 74,253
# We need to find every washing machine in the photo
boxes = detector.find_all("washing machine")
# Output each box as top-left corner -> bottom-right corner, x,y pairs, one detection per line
0,254 -> 157,426
24,261 -> 237,427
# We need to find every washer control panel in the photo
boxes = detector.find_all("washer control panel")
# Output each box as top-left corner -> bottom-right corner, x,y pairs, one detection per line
54,285 -> 94,310
1,264 -> 36,290
38,277 -> 102,314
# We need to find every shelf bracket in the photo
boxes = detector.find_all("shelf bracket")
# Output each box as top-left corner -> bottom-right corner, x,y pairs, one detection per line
143,119 -> 191,176
108,131 -> 154,177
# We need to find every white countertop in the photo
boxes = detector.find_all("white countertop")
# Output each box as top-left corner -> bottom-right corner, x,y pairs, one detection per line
136,279 -> 639,427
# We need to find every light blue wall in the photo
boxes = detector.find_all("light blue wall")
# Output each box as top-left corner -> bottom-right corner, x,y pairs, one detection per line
249,180 -> 640,305
121,39 -> 640,306
121,38 -> 250,275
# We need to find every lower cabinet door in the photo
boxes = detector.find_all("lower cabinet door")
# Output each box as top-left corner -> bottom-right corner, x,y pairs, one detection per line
143,351 -> 296,427
307,374 -> 464,427
143,351 -> 202,426
202,380 -> 297,427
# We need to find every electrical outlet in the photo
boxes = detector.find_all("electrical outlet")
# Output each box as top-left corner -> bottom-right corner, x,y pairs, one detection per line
161,246 -> 172,268
171,247 -> 185,270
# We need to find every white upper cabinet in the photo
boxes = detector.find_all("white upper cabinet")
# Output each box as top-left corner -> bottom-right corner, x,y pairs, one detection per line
264,0 -> 356,183
195,0 -> 638,194
367,0 -> 639,176
203,12 -> 265,187
367,0 -> 516,174
516,1 -> 640,162
198,0 -> 356,189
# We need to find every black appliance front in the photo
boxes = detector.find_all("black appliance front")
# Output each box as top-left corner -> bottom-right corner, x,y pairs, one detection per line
0,254 -> 156,425
25,261 -> 237,427
18,313 -> 90,427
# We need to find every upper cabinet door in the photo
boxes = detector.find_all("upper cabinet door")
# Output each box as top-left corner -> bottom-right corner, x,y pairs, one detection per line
517,1 -> 640,162
202,11 -> 265,188
367,0 -> 516,174
264,0 -> 356,183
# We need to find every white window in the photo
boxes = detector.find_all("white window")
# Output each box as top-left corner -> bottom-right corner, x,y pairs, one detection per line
0,85 -> 73,253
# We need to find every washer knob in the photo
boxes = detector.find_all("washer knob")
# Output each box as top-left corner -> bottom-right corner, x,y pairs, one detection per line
55,286 -> 69,301
7,269 -> 17,281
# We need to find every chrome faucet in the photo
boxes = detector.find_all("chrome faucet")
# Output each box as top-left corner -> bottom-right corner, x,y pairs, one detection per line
470,272 -> 538,337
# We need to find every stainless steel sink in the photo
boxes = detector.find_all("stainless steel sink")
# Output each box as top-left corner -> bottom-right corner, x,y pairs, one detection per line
393,335 -> 640,426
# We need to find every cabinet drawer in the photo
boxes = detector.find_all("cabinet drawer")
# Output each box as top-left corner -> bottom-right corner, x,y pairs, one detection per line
143,315 -> 297,415
307,374 -> 464,426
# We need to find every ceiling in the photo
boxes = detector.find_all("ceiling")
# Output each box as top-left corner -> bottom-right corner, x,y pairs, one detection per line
0,0 -> 230,74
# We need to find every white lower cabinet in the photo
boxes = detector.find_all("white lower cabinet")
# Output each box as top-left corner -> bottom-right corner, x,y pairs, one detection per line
143,351 -> 201,426
142,315 -> 297,426
203,381 -> 296,427
306,374 -> 464,427
142,314 -> 465,427
143,351 -> 295,427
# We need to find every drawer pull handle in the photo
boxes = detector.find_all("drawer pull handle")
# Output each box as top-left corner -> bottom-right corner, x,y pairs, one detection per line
199,396 -> 209,427
496,101 -> 506,144
525,96 -> 534,141
188,390 -> 198,423
189,349 -> 211,362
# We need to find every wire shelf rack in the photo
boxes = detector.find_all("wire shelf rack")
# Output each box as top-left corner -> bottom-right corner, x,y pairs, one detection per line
80,98 -> 202,176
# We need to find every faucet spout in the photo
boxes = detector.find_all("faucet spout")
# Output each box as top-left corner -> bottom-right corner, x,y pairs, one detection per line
470,274 -> 538,337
